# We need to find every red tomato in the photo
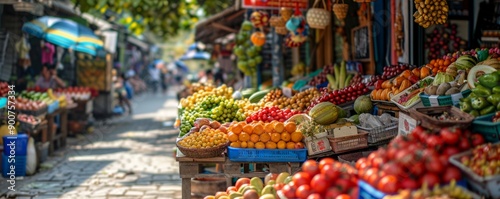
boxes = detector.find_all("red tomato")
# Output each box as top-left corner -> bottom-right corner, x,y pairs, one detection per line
282,184 -> 297,198
302,160 -> 320,176
381,162 -> 404,178
420,173 -> 440,188
292,172 -> 312,187
307,193 -> 323,199
311,174 -> 329,194
334,194 -> 351,199
443,167 -> 462,183
363,168 -> 379,183
355,158 -> 368,170
378,175 -> 399,194
425,155 -> 444,173
409,162 -> 425,176
458,138 -> 471,150
325,187 -> 342,199
349,187 -> 359,199
387,147 -> 398,159
400,178 -> 419,189
296,184 -> 314,199
395,149 -> 414,167
336,178 -> 353,193
371,157 -> 386,168
319,158 -> 335,171
426,135 -> 443,148
321,165 -> 341,181
440,127 -> 461,144
471,134 -> 485,146
438,154 -> 451,167
443,147 -> 461,157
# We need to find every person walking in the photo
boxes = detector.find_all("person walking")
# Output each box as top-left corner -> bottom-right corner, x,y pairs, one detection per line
148,62 -> 161,93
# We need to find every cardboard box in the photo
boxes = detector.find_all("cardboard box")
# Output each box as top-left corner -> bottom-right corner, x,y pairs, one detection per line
329,125 -> 358,138
398,112 -> 417,136
304,132 -> 332,155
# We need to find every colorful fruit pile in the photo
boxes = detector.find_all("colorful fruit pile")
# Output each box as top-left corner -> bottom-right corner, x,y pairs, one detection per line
227,121 -> 304,150
308,64 -> 334,86
371,67 -> 430,101
366,63 -> 414,87
459,143 -> 500,177
177,127 -> 229,149
205,173 -> 290,199
425,56 -> 454,75
459,70 -> 500,117
246,107 -> 302,123
425,23 -> 467,61
234,20 -> 264,77
0,81 -> 10,97
308,83 -> 369,108
270,88 -> 320,111
276,159 -> 358,199
355,126 -> 485,194
386,180 -> 475,199
325,62 -> 352,90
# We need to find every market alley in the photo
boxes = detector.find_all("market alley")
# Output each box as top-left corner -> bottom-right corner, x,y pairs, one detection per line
1,90 -> 182,199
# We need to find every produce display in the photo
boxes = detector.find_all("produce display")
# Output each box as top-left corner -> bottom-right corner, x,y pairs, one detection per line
326,62 -> 354,90
425,57 -> 454,76
413,0 -> 448,28
355,126 -> 485,193
269,88 -> 320,111
459,69 -> 500,117
17,114 -> 40,125
366,63 -> 415,87
385,180 -> 475,199
227,121 -> 304,149
204,173 -> 289,199
394,78 -> 433,108
371,67 -> 430,101
77,59 -> 110,91
177,125 -> 228,149
0,81 -> 9,97
53,87 -> 93,101
246,107 -> 301,123
234,20 -> 264,77
458,143 -> 500,177
308,83 -> 369,108
425,24 -> 467,61
309,64 -> 334,86
14,97 -> 48,111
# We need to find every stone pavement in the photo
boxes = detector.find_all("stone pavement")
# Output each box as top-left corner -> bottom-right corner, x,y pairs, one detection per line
1,90 -> 183,199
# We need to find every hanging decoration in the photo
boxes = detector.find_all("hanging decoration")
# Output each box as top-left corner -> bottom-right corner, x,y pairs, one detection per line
250,10 -> 270,28
306,0 -> 331,29
285,3 -> 308,48
280,7 -> 293,22
251,31 -> 266,47
333,0 -> 349,23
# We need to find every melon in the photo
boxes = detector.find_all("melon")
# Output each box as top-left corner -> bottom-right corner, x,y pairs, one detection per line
308,102 -> 339,125
354,95 -> 373,114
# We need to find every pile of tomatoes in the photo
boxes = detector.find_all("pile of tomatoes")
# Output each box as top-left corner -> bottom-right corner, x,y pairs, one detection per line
277,159 -> 358,199
355,126 -> 486,194
245,106 -> 301,123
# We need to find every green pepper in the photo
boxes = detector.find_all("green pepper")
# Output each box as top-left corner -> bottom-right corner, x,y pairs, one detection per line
471,97 -> 491,110
480,105 -> 496,115
460,101 -> 473,112
487,94 -> 500,105
493,86 -> 500,94
477,50 -> 489,62
478,73 -> 500,89
460,96 -> 472,103
469,110 -> 480,117
472,85 -> 492,97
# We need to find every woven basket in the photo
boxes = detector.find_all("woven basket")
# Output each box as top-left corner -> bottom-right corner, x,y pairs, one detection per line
307,0 -> 331,29
270,16 -> 281,27
333,0 -> 349,21
280,7 -> 293,21
276,26 -> 289,35
176,132 -> 229,158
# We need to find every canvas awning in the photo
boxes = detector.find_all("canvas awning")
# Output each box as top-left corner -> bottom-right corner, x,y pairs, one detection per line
195,3 -> 244,44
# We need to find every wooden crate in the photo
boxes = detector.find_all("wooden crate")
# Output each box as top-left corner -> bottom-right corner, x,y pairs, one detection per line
376,103 -> 401,118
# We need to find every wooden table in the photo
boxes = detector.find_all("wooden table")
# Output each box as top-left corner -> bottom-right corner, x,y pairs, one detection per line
176,151 -> 300,199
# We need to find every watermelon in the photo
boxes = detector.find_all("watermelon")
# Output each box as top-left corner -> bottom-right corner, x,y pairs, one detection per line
308,102 -> 339,125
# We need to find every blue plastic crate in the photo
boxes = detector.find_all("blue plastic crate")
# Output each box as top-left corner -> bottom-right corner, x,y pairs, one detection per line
2,154 -> 26,177
472,113 -> 500,143
47,101 -> 59,114
227,147 -> 307,162
0,97 -> 6,109
3,134 -> 28,156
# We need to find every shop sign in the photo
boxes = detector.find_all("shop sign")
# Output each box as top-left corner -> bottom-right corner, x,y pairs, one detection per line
242,0 -> 308,9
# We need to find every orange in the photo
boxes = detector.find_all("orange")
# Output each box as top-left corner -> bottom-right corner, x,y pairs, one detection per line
247,141 -> 255,148
240,141 -> 248,148
286,142 -> 296,149
242,124 -> 254,134
250,134 -> 260,143
265,142 -> 277,149
259,133 -> 271,143
230,142 -> 241,148
228,132 -> 239,142
285,122 -> 297,133
281,132 -> 291,142
274,122 -> 285,133
232,123 -> 243,134
264,123 -> 274,133
277,141 -> 286,149
291,132 -> 303,142
270,133 -> 281,143
239,132 -> 250,142
253,123 -> 264,135
255,142 -> 265,149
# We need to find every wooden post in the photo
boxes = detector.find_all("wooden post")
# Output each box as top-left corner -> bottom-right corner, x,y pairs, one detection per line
60,108 -> 68,148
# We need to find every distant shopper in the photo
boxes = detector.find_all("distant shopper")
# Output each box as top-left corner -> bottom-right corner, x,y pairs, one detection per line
35,65 -> 66,90
148,63 -> 161,93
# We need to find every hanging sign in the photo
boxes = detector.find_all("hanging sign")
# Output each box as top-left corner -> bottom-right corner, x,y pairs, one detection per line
242,0 -> 309,9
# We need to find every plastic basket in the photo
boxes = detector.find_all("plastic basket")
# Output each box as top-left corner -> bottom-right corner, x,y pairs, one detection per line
227,147 -> 307,162
420,89 -> 471,107
357,119 -> 398,143
449,148 -> 500,198
358,180 -> 387,199
327,133 -> 368,153
471,113 -> 500,143
2,154 -> 26,177
408,106 -> 474,132
2,134 -> 28,156
338,150 -> 374,167
18,106 -> 47,118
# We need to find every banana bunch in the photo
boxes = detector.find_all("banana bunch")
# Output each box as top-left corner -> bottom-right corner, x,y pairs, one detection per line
478,58 -> 500,69
413,0 -> 448,28
454,55 -> 478,70
47,89 -> 67,108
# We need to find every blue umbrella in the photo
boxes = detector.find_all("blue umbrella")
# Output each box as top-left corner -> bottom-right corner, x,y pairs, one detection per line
174,60 -> 189,73
180,50 -> 210,61
21,16 -> 62,38
74,44 -> 101,56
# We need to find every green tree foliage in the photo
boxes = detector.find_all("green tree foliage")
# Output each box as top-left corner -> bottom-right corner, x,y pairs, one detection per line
74,0 -> 234,38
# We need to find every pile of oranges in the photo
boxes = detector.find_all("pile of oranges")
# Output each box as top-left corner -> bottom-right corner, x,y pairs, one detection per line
425,57 -> 454,74
227,121 -> 305,150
